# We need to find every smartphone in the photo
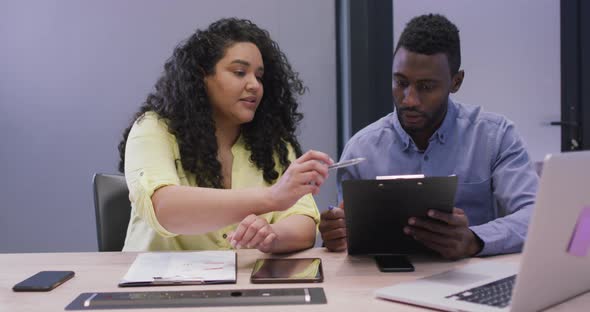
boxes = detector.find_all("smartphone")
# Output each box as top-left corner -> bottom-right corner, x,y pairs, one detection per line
12,271 -> 75,292
374,255 -> 415,272
250,258 -> 323,283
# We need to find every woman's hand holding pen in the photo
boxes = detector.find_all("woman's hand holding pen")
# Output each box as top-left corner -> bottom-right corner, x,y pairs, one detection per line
268,150 -> 333,211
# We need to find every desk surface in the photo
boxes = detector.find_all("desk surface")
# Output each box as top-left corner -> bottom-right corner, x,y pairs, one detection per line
1,248 -> 588,312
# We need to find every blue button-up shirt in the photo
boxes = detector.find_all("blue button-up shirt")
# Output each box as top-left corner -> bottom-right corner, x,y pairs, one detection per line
337,99 -> 539,256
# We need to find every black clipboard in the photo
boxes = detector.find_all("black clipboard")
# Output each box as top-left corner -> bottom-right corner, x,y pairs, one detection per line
342,176 -> 458,255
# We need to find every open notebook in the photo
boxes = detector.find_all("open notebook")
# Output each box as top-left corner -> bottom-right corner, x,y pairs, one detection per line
119,251 -> 237,287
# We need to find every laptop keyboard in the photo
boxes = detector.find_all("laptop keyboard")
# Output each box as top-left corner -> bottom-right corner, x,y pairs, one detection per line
446,275 -> 516,308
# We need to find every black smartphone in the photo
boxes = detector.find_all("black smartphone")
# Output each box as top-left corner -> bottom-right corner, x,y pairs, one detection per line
12,271 -> 75,292
374,255 -> 414,272
250,258 -> 323,283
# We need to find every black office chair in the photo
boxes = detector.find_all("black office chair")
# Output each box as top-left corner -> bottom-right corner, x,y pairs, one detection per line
92,173 -> 132,251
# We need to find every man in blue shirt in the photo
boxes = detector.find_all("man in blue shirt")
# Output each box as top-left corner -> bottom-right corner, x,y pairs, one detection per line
319,14 -> 539,259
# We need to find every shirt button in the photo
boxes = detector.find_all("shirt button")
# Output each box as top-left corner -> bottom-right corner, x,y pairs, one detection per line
222,233 -> 227,239
424,155 -> 429,161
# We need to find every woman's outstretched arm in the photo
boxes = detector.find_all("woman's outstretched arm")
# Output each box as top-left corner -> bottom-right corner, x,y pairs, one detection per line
152,150 -> 331,235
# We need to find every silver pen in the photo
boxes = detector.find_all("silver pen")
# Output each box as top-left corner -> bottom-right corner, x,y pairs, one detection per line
328,157 -> 366,170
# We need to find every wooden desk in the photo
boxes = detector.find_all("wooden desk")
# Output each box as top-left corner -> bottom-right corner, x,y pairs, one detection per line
1,248 -> 588,311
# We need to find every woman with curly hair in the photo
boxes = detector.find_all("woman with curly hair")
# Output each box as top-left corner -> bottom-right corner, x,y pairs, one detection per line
118,18 -> 333,253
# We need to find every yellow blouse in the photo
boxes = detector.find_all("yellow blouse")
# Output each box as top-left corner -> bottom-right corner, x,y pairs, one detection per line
122,112 -> 320,251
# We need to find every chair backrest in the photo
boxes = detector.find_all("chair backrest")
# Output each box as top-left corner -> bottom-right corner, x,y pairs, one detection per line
92,173 -> 131,251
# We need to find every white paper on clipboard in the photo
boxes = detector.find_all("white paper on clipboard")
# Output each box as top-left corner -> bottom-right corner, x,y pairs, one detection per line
119,251 -> 236,286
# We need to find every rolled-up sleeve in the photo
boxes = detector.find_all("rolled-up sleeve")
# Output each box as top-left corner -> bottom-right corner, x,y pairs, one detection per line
124,115 -> 181,238
271,193 -> 320,225
470,120 -> 539,256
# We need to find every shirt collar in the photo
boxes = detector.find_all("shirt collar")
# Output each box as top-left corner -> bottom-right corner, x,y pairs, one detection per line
434,98 -> 457,144
392,98 -> 457,151
230,134 -> 245,154
391,112 -> 412,151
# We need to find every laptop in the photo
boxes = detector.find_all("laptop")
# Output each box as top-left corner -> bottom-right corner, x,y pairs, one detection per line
375,151 -> 590,312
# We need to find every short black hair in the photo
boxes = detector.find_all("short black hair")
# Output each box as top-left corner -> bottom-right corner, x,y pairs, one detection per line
394,14 -> 461,75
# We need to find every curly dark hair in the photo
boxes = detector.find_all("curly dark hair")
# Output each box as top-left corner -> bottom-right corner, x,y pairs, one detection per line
394,14 -> 461,75
118,18 -> 305,188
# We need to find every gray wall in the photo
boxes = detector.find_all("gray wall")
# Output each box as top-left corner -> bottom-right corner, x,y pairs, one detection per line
0,0 -> 337,252
393,0 -> 561,161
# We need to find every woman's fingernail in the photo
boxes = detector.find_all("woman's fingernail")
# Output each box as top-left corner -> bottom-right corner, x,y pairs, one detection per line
403,227 -> 411,234
230,240 -> 236,247
428,210 -> 435,217
408,218 -> 415,225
